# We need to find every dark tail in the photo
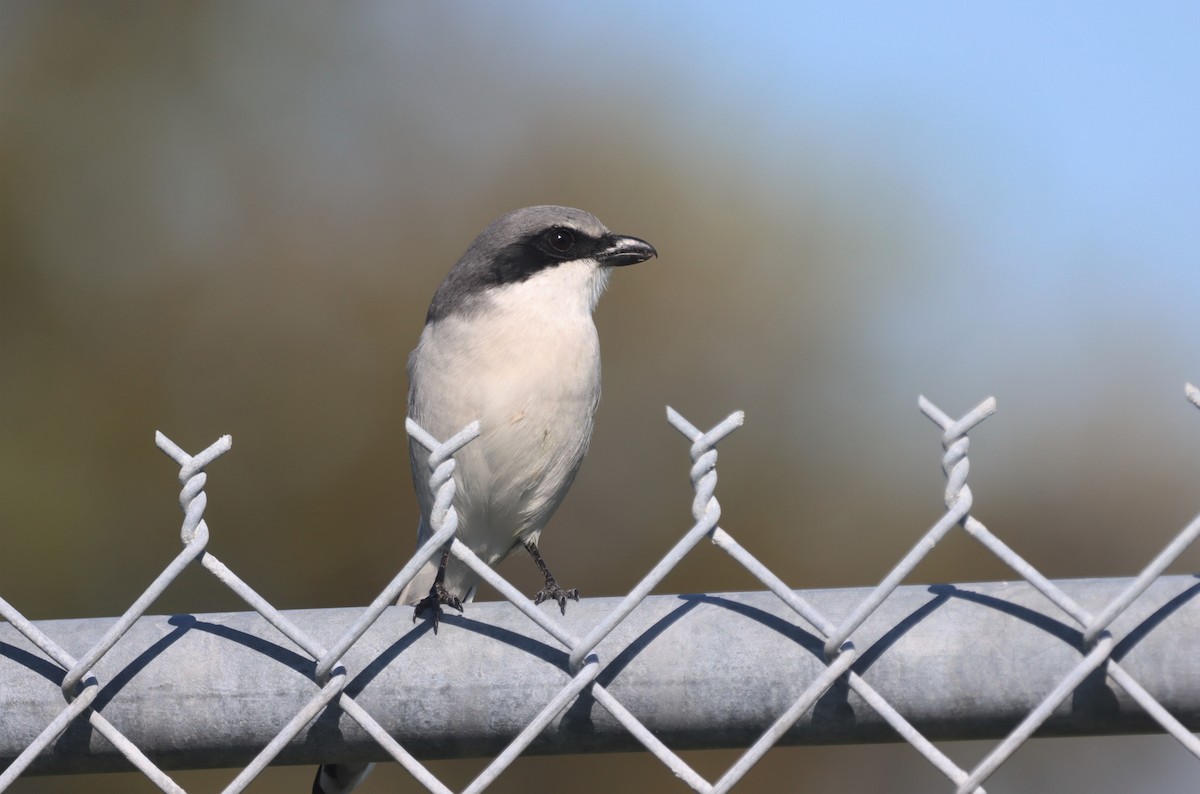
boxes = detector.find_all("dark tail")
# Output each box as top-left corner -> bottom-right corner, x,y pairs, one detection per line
312,762 -> 374,794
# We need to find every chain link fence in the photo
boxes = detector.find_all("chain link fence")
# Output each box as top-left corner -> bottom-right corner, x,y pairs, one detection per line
4,389 -> 1200,792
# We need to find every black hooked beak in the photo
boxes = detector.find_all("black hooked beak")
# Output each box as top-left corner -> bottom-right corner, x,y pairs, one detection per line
596,234 -> 657,267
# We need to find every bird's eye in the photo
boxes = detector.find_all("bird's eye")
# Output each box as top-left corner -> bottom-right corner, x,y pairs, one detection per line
545,228 -> 575,253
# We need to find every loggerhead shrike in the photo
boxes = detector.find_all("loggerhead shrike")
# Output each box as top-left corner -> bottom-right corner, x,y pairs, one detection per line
312,205 -> 655,794
397,205 -> 656,622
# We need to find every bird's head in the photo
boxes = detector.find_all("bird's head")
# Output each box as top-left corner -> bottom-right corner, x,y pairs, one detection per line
427,206 -> 656,323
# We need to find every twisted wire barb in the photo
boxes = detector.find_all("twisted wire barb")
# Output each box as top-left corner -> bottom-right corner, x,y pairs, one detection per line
440,407 -> 752,794
304,419 -> 482,793
0,429 -> 240,794
358,417 -> 609,794
311,419 -> 480,683
567,408 -> 744,673
156,434 -> 350,793
821,398 -> 995,661
926,388 -> 1200,792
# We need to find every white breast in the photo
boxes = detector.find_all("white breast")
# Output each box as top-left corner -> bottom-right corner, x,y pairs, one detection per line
408,259 -> 609,563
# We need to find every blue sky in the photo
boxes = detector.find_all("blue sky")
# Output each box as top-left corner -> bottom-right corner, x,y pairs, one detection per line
696,4 -> 1198,266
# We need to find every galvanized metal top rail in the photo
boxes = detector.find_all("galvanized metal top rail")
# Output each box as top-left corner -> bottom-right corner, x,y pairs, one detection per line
4,576 -> 1200,777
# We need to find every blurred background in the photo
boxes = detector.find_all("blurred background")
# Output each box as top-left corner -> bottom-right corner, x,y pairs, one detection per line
3,2 -> 1200,792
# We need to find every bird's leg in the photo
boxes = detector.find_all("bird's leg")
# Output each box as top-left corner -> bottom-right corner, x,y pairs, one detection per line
413,547 -> 463,632
525,541 -> 579,615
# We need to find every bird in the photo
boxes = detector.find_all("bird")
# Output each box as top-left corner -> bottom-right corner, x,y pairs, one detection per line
312,205 -> 655,794
397,204 -> 656,622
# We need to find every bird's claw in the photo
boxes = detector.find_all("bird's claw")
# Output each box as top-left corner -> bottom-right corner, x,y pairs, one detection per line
413,582 -> 463,633
534,584 -> 580,615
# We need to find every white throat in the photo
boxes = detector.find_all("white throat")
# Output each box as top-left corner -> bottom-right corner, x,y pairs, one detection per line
488,259 -> 611,318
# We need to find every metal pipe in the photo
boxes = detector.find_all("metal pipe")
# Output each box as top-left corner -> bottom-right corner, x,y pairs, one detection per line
3,575 -> 1198,776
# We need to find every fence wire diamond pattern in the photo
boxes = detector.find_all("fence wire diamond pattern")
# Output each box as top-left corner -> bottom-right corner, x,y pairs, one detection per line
4,387 -> 1200,791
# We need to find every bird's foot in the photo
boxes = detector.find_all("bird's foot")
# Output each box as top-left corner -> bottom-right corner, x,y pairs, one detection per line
534,582 -> 580,615
412,582 -> 463,633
